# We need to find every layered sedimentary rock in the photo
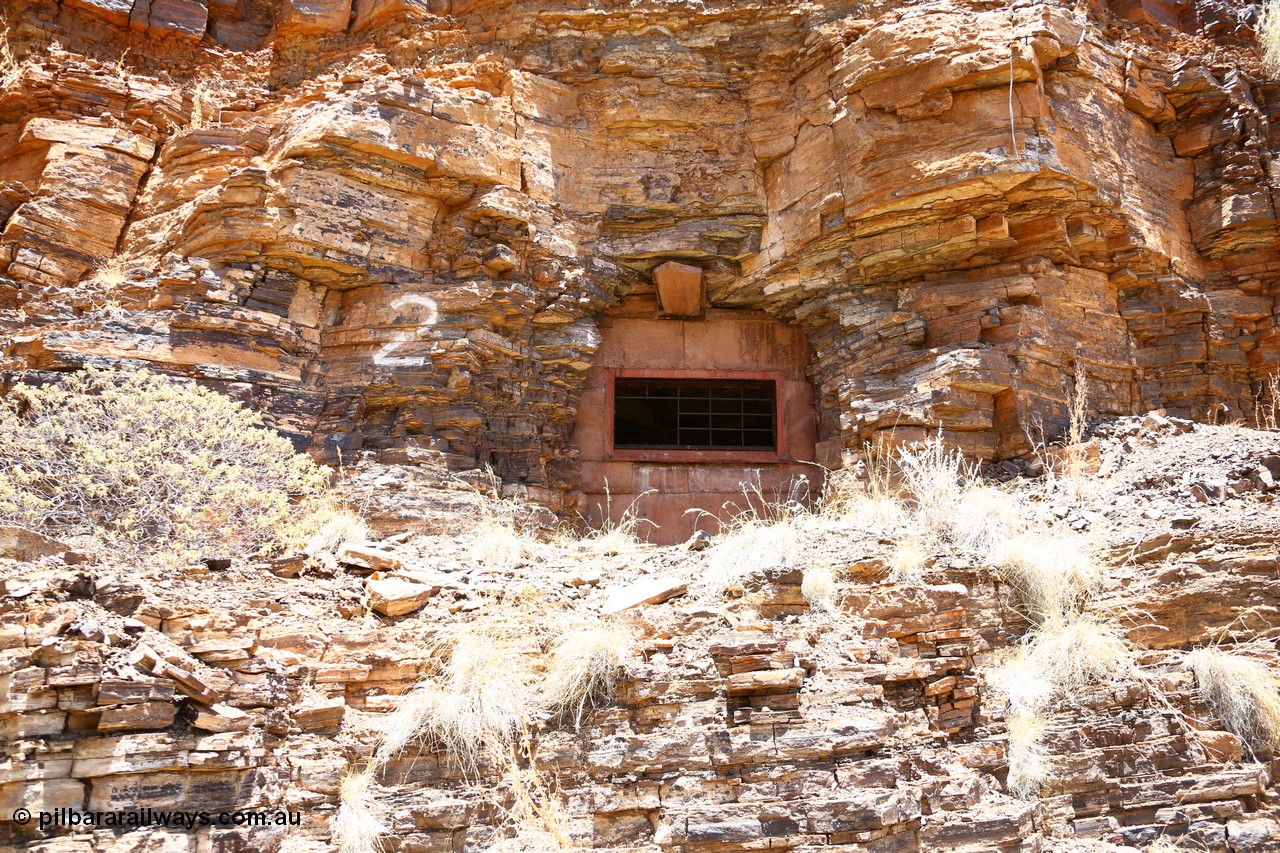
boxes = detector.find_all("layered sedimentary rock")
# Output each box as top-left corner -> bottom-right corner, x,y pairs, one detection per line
1,0 -> 1278,512
5,2 -> 1280,850
3,416 -> 1280,851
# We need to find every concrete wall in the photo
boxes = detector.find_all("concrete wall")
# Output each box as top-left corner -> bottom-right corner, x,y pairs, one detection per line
574,297 -> 817,544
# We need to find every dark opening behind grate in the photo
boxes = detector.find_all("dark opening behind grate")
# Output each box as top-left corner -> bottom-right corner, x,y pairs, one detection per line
613,378 -> 777,450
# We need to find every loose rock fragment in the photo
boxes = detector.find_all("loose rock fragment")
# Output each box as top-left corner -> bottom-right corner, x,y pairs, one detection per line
365,576 -> 434,616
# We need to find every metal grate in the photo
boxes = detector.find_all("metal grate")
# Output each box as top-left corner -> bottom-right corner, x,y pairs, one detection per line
613,378 -> 777,451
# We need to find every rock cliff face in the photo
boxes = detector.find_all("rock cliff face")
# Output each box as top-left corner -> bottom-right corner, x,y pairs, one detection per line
2,418 -> 1280,852
2,0 -> 1278,515
3,7 -> 1280,847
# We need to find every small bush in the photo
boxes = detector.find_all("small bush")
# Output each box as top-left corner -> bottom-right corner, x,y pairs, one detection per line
1187,646 -> 1280,758
0,368 -> 326,558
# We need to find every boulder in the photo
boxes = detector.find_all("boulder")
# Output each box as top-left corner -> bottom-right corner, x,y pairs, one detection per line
365,576 -> 433,616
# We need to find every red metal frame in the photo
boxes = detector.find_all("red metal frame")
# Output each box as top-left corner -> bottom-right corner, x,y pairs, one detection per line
604,368 -> 788,463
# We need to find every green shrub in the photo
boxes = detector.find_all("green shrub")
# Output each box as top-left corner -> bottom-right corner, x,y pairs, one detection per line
0,367 -> 326,558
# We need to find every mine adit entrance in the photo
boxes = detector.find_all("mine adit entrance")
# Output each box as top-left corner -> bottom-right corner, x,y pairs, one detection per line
573,262 -> 819,545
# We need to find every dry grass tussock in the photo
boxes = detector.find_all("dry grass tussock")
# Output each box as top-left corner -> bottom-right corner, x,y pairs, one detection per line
562,486 -> 655,556
1060,359 -> 1091,501
581,489 -> 655,555
465,485 -> 549,570
331,770 -> 386,853
492,757 -> 573,851
888,536 -> 929,585
284,497 -> 369,558
845,434 -> 1031,565
470,514 -> 530,569
991,586 -> 1131,800
993,532 -> 1101,626
189,77 -> 226,129
823,458 -> 907,533
801,565 -> 839,613
989,526 -> 1127,798
956,394 -> 1134,801
893,432 -> 969,535
837,490 -> 907,535
1026,359 -> 1094,502
0,367 -> 327,559
1019,616 -> 1131,694
1005,712 -> 1048,799
1256,372 -> 1279,431
336,614 -> 631,852
1261,0 -> 1280,77
1,20 -> 22,90
808,437 -> 1037,592
699,514 -> 801,594
374,620 -> 533,773
696,433 -> 1036,595
80,256 -> 150,321
989,659 -> 1054,719
1146,836 -> 1203,852
542,618 -> 631,727
951,484 -> 1023,555
691,477 -> 822,595
690,426 -> 1093,600
696,470 -> 909,596
86,254 -> 134,290
1187,645 -> 1280,758
334,621 -> 534,853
